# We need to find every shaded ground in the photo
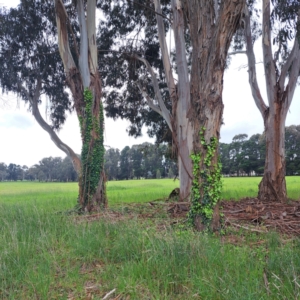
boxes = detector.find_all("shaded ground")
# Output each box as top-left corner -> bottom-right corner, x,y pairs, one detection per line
75,196 -> 300,237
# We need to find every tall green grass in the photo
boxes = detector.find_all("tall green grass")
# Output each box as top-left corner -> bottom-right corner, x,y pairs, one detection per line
0,179 -> 300,299
0,201 -> 299,299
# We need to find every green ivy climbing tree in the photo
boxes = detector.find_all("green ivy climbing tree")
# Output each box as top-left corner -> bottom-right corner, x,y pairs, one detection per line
54,0 -> 107,212
79,88 -> 106,210
188,128 -> 222,232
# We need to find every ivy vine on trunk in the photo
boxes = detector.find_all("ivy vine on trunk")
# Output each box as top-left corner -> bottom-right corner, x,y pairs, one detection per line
188,128 -> 223,232
54,0 -> 107,211
79,88 -> 106,210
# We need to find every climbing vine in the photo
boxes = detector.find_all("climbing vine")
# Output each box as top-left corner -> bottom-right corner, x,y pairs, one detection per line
188,127 -> 222,230
79,88 -> 105,209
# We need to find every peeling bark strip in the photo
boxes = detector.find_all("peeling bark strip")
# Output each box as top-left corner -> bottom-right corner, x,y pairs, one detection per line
54,0 -> 107,211
186,0 -> 245,230
243,1 -> 300,202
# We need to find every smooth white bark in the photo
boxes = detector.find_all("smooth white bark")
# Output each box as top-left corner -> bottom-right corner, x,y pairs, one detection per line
77,0 -> 90,88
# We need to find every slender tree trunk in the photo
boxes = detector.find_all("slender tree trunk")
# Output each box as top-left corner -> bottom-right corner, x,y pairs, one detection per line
171,0 -> 193,201
243,2 -> 300,203
258,101 -> 287,202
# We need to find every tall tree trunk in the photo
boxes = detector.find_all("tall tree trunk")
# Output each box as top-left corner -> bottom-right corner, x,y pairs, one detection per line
54,0 -> 107,212
187,0 -> 245,231
258,101 -> 287,202
243,1 -> 300,203
171,0 -> 193,201
77,76 -> 107,211
190,76 -> 224,231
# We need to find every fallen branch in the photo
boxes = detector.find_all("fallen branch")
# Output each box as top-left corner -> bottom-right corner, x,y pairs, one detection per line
227,221 -> 268,233
103,288 -> 116,300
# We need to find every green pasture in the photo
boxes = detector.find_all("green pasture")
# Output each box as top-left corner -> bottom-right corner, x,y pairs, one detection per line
1,177 -> 299,208
0,178 -> 300,299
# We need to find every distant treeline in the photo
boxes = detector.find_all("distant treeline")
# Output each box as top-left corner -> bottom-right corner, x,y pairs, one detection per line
1,125 -> 299,182
220,125 -> 300,176
0,157 -> 78,182
0,142 -> 178,182
104,142 -> 178,180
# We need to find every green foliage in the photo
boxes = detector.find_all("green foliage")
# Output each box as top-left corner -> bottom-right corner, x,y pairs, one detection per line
0,1 -> 72,130
79,88 -> 105,208
188,128 -> 223,228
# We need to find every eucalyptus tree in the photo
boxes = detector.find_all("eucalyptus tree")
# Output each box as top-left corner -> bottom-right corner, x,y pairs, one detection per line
53,0 -> 107,211
238,0 -> 300,202
99,0 -> 245,230
0,1 -> 106,211
0,2 -> 80,174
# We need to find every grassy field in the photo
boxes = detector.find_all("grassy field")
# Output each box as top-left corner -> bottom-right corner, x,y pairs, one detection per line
1,176 -> 300,207
0,178 -> 300,299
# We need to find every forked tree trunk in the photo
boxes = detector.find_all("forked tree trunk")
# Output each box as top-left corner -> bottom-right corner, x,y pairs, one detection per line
243,1 -> 300,203
258,101 -> 287,202
54,0 -> 107,212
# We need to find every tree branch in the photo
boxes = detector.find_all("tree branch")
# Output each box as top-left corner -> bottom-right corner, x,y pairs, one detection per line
136,81 -> 167,121
77,0 -> 90,87
171,0 -> 190,110
262,0 -> 277,105
279,39 -> 300,92
133,54 -> 172,130
53,0 -> 77,72
284,40 -> 300,111
228,50 -> 247,56
87,0 -> 97,75
16,78 -> 81,174
153,0 -> 177,103
244,5 -> 268,117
